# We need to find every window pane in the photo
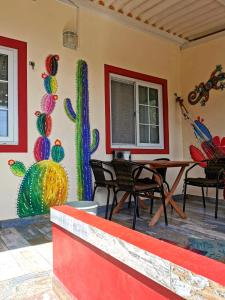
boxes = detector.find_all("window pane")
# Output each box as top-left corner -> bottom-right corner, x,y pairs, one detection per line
111,80 -> 135,144
150,125 -> 159,143
140,124 -> 149,143
149,88 -> 158,106
0,109 -> 8,137
139,86 -> 148,104
139,105 -> 149,124
0,82 -> 8,108
0,54 -> 8,81
150,107 -> 159,125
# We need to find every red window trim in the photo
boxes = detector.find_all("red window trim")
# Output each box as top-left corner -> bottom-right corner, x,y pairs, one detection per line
104,64 -> 169,154
0,36 -> 27,152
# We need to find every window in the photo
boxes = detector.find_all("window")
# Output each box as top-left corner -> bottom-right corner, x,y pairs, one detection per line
0,36 -> 27,152
105,65 -> 169,154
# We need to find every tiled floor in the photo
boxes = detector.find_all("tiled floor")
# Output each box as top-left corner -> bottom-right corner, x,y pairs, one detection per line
0,215 -> 52,251
1,196 -> 225,264
1,195 -> 225,298
0,243 -> 54,299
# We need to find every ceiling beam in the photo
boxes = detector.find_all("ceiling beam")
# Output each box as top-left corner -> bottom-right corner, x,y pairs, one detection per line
57,0 -> 186,45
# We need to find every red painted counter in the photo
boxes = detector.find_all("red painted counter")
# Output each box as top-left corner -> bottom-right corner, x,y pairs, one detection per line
51,206 -> 225,300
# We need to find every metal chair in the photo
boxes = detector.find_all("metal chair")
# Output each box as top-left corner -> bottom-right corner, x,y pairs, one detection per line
109,159 -> 168,229
183,159 -> 225,218
90,159 -> 116,219
133,158 -> 170,214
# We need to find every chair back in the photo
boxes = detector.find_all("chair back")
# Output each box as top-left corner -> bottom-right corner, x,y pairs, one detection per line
90,160 -> 106,184
111,159 -> 134,192
154,158 -> 170,181
205,159 -> 225,180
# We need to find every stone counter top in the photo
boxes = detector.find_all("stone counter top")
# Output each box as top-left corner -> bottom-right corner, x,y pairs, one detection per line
51,205 -> 225,300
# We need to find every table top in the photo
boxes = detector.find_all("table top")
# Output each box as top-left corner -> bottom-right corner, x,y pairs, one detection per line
134,160 -> 192,168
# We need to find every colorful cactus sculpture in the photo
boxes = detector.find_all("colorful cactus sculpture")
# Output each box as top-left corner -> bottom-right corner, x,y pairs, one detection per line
64,60 -> 99,201
9,55 -> 68,217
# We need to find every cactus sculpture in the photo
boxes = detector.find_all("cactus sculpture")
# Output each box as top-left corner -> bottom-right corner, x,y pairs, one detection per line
64,60 -> 99,201
8,55 -> 68,217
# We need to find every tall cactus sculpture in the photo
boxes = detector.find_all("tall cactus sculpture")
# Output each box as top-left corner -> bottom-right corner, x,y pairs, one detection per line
8,55 -> 68,217
64,60 -> 99,201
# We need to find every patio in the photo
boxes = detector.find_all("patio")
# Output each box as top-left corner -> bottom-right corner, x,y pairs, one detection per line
1,0 -> 225,298
1,194 -> 225,264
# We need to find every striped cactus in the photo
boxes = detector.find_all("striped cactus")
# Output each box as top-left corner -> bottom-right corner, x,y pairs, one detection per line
64,60 -> 99,201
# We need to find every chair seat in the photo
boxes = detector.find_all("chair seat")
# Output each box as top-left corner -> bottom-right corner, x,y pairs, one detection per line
134,183 -> 159,192
185,177 -> 224,188
95,180 -> 117,187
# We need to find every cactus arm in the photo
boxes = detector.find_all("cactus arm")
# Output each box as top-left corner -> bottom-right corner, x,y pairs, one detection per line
64,98 -> 76,122
8,160 -> 26,177
90,128 -> 100,155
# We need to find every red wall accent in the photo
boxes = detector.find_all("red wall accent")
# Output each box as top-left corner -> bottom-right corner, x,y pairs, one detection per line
104,65 -> 169,154
0,36 -> 27,152
54,206 -> 225,288
53,224 -> 183,300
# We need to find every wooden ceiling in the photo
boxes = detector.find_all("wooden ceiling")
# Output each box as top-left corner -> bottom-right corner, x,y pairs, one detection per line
59,0 -> 225,47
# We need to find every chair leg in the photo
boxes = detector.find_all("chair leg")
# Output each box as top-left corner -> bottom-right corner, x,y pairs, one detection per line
183,183 -> 187,212
215,186 -> 219,219
105,187 -> 110,219
150,194 -> 154,214
109,191 -> 117,220
92,186 -> 97,201
128,194 -> 132,208
202,187 -> 206,208
132,194 -> 138,230
165,181 -> 170,192
136,197 -> 140,218
160,187 -> 168,226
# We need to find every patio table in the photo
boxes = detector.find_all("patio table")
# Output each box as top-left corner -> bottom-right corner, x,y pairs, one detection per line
112,160 -> 191,226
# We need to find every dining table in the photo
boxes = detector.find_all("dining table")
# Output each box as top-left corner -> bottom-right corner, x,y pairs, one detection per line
112,160 -> 192,226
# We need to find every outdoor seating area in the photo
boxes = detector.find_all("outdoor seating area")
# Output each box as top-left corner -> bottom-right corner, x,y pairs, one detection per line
1,0 -> 225,299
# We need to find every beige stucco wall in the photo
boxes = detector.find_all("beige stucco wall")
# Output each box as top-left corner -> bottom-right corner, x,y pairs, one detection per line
0,0 -> 183,220
181,38 -> 225,197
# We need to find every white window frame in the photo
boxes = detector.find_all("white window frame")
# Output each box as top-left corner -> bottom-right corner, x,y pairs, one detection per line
0,46 -> 18,145
110,73 -> 164,150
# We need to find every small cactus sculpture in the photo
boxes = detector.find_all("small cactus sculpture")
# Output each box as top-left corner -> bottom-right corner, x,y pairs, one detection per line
9,55 -> 68,217
64,60 -> 99,201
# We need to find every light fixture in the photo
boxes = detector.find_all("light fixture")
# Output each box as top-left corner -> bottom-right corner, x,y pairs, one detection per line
63,30 -> 78,49
61,0 -> 79,50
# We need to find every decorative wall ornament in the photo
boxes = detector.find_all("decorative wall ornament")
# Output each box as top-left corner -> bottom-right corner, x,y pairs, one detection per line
64,60 -> 99,201
176,95 -> 225,162
9,55 -> 68,218
188,65 -> 225,106
176,94 -> 225,198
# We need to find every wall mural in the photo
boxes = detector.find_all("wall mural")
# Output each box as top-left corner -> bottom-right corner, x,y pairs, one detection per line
176,66 -> 225,197
64,60 -> 99,201
188,65 -> 225,106
8,55 -> 68,218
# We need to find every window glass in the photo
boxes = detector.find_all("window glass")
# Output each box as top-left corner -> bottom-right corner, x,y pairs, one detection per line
0,47 -> 18,144
149,88 -> 158,106
108,71 -> 165,150
0,53 -> 9,138
111,79 -> 135,145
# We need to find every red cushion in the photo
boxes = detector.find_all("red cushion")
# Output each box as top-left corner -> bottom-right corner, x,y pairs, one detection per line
189,145 -> 207,168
